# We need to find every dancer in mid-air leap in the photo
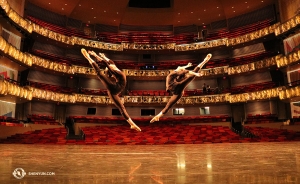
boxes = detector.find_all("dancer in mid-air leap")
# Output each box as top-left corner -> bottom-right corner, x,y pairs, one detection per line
150,53 -> 212,123
81,49 -> 141,131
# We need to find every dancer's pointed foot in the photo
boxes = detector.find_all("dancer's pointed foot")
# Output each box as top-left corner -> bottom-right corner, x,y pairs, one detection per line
130,123 -> 141,132
197,53 -> 212,69
81,49 -> 95,65
81,48 -> 90,59
204,53 -> 212,61
150,115 -> 160,123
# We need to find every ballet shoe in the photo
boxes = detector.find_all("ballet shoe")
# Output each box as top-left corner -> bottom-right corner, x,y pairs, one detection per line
81,48 -> 89,58
130,124 -> 141,132
197,53 -> 212,69
205,53 -> 212,61
150,116 -> 159,123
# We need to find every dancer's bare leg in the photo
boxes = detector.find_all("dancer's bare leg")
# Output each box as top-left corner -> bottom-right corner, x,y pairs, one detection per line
108,93 -> 141,131
127,118 -> 141,131
150,94 -> 182,123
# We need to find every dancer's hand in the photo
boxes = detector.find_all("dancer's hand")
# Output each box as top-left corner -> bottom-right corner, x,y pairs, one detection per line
187,62 -> 193,67
88,50 -> 97,57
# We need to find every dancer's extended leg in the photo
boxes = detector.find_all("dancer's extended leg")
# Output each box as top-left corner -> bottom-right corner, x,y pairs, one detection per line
150,94 -> 182,123
81,49 -> 114,89
108,92 -> 141,131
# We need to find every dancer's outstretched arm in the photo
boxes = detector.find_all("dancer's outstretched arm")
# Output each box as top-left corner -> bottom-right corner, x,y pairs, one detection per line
175,62 -> 193,72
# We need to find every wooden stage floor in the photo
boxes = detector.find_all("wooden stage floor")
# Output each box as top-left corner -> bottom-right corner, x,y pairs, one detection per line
0,142 -> 300,184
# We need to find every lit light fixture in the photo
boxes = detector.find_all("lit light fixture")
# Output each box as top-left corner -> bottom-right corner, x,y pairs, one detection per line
48,3 -> 51,4
217,7 -> 219,8
233,10 -> 235,12
62,8 -> 64,10
245,1 -> 247,3
65,4 -> 67,5
178,12 -> 180,15
191,12 -> 193,13
94,17 -> 96,18
204,9 -> 206,11
91,7 -> 93,9
232,6 -> 234,8
104,10 -> 106,12
79,4 -> 81,6
198,18 -> 200,20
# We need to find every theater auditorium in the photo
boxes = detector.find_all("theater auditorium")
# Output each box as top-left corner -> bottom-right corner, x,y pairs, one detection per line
0,0 -> 300,183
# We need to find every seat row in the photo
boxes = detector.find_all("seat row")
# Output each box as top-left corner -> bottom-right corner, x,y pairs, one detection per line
205,51 -> 276,68
245,126 -> 300,141
223,81 -> 276,94
26,16 -> 91,39
27,114 -> 60,125
0,128 -> 67,144
0,116 -> 19,123
69,115 -> 231,124
206,19 -> 274,40
28,81 -> 76,94
27,15 -> 273,45
1,124 -> 299,145
246,113 -> 278,124
97,32 -> 196,44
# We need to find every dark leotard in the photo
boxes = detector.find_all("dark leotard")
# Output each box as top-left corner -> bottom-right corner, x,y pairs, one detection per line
161,65 -> 201,114
91,59 -> 130,120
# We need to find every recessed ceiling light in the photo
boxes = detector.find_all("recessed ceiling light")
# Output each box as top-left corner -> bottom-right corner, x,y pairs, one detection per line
62,8 -> 64,10
245,1 -> 247,3
204,9 -> 206,11
219,14 -> 221,16
117,12 -> 118,14
178,21 -> 180,22
217,7 -> 219,8
48,3 -> 51,4
233,10 -> 235,12
191,12 -> 193,13
247,6 -> 249,8
261,0 -> 264,2
198,18 -> 200,20
202,23 -> 205,24
79,4 -> 81,6
94,17 -> 96,18
232,6 -> 234,8
114,20 -> 116,21
91,7 -> 93,9
104,10 -> 106,12
178,13 -> 180,15
65,4 -> 67,5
